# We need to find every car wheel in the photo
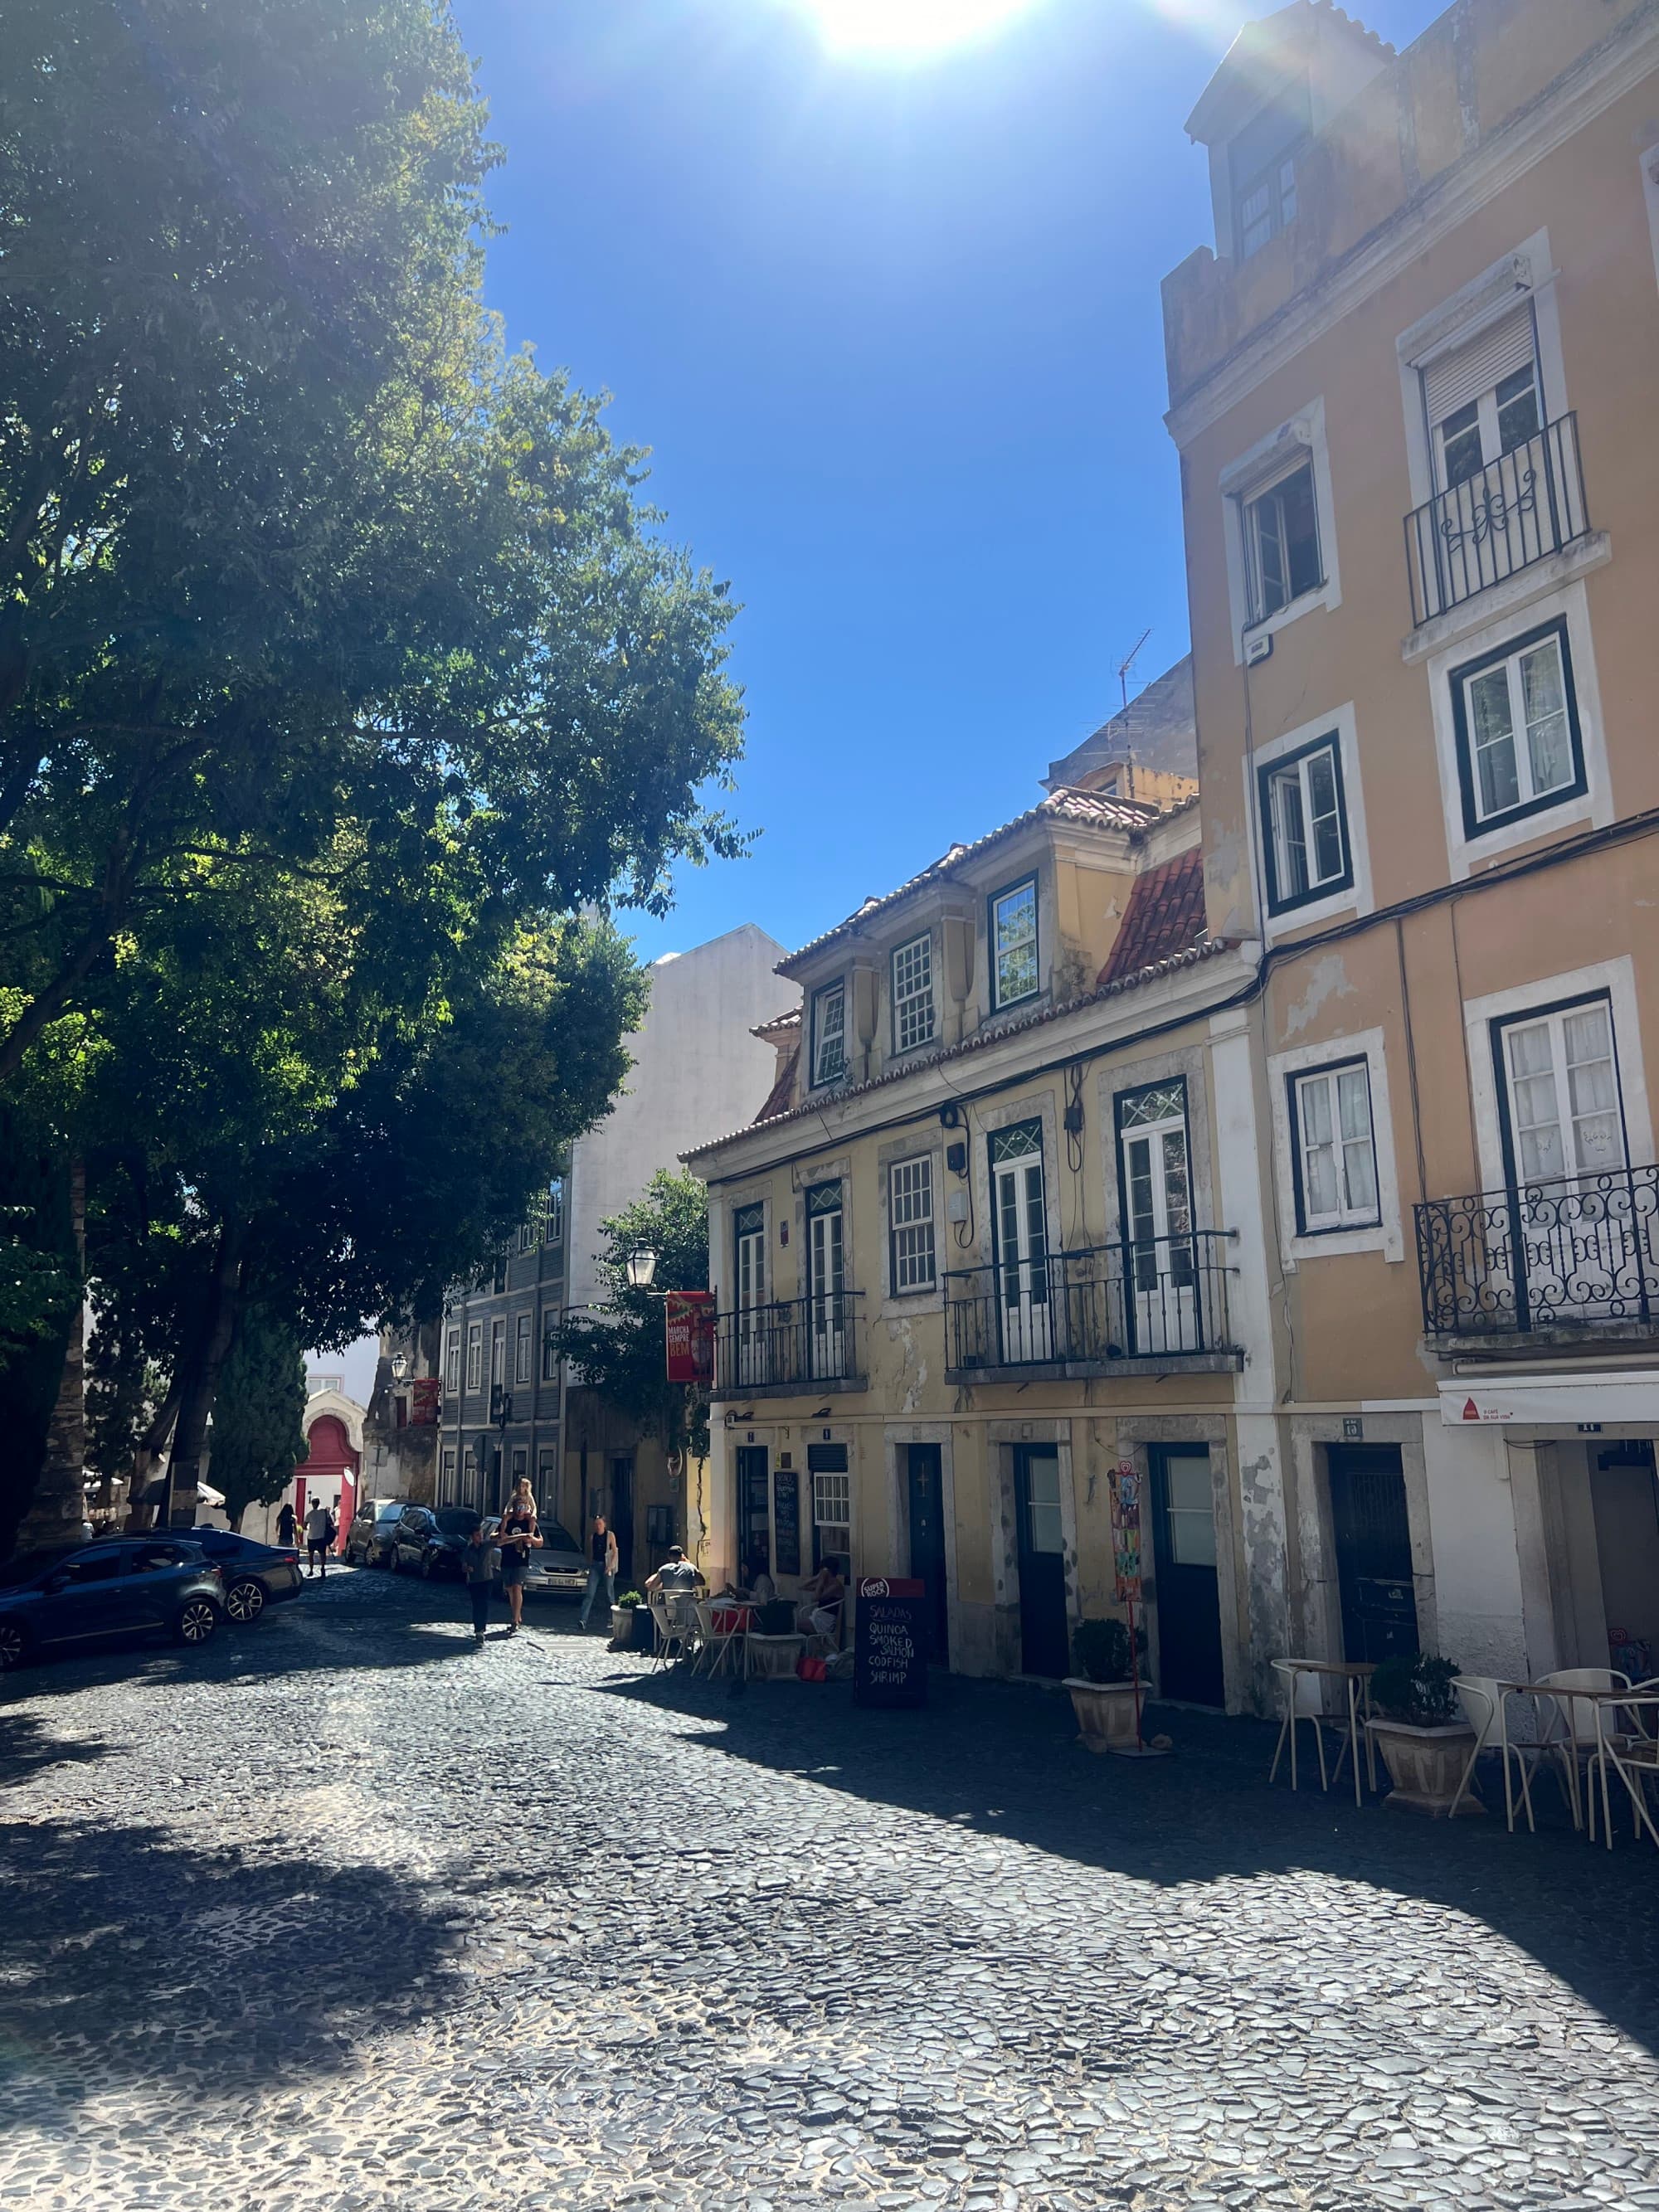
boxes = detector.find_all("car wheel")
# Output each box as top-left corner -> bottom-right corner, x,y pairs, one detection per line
0,1620 -> 30,1671
225,1578 -> 265,1626
173,1597 -> 221,1647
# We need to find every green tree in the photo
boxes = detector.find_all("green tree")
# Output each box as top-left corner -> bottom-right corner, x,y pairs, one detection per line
554,1170 -> 711,1461
207,1308 -> 309,1534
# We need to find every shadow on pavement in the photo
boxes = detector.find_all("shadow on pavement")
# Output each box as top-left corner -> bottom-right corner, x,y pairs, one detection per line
0,1798 -> 472,2132
596,1661 -> 1659,2062
0,1709 -> 112,1789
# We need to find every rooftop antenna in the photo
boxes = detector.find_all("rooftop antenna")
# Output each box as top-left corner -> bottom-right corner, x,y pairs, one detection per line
1117,628 -> 1152,719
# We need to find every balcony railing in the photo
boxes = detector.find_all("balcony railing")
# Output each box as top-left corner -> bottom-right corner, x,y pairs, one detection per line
944,1232 -> 1239,1376
1416,1167 -> 1659,1339
714,1292 -> 865,1395
1404,413 -> 1591,627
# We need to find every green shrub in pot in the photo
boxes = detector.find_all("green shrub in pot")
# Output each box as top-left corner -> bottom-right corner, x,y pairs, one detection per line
1369,1652 -> 1460,1726
1069,1616 -> 1145,1685
614,1589 -> 643,1610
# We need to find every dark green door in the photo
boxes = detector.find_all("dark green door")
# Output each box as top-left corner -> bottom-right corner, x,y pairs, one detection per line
1328,1446 -> 1418,1664
906,1443 -> 949,1665
737,1446 -> 770,1581
1014,1445 -> 1068,1678
1148,1445 -> 1224,1705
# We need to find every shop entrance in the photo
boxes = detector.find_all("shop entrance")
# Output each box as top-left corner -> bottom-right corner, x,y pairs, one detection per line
1591,1441 -> 1659,1678
1014,1444 -> 1068,1679
1148,1445 -> 1224,1705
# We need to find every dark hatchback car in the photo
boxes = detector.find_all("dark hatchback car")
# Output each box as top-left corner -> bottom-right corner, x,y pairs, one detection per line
0,1538 -> 224,1670
186,1528 -> 304,1624
389,1505 -> 481,1580
343,1498 -> 410,1568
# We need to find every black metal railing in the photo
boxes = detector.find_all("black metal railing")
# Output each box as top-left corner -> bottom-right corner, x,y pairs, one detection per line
1404,413 -> 1590,627
943,1232 -> 1238,1373
714,1291 -> 865,1393
1416,1166 -> 1659,1338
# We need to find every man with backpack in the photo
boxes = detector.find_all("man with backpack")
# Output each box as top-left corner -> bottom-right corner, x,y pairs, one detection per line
304,1498 -> 336,1578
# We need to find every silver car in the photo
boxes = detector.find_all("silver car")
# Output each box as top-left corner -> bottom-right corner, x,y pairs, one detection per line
522,1520 -> 587,1599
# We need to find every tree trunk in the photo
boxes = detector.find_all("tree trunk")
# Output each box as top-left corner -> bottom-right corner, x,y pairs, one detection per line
163,1221 -> 245,1529
16,1156 -> 87,1551
124,1386 -> 182,1533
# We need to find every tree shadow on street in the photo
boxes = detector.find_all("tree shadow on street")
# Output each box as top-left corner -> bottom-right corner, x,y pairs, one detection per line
0,1709 -> 112,1789
596,1662 -> 1659,2062
0,1791 -> 474,2133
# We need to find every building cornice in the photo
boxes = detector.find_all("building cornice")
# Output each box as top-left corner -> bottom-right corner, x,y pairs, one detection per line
1165,4 -> 1659,450
687,941 -> 1260,1185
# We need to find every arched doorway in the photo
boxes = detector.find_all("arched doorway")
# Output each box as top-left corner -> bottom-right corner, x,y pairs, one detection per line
299,1412 -> 360,1550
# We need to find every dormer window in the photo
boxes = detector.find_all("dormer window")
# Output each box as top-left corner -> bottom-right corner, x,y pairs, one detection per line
990,876 -> 1039,1010
810,979 -> 847,1088
1231,81 -> 1310,260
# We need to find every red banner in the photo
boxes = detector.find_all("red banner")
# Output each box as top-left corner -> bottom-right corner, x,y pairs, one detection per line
664,1290 -> 715,1383
411,1377 -> 441,1427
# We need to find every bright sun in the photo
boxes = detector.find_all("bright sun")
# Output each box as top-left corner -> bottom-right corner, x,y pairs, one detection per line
793,0 -> 1045,58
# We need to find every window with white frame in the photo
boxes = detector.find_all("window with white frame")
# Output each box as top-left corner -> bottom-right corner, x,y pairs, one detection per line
1258,732 -> 1350,914
517,1218 -> 536,1254
445,1327 -> 461,1396
1243,457 -> 1322,623
544,1175 -> 565,1245
808,1441 -> 851,1573
810,980 -> 847,1087
1451,620 -> 1584,837
888,1156 -> 937,1293
489,1318 -> 505,1390
1423,304 -> 1541,493
513,1310 -> 533,1385
541,1306 -> 560,1382
891,933 -> 936,1053
990,876 -> 1039,1009
537,1445 -> 557,1494
465,1321 -> 483,1392
1290,1060 -> 1380,1233
441,1447 -> 456,1497
1496,995 -> 1626,1188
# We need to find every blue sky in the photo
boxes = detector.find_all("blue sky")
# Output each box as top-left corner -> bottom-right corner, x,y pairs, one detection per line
455,0 -> 1442,965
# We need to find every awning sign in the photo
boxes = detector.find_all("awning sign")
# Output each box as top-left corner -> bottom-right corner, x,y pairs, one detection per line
664,1291 -> 715,1383
1439,1373 -> 1659,1427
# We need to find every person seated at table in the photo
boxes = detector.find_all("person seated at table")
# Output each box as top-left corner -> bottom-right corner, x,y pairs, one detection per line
645,1546 -> 704,1600
795,1559 -> 844,1641
743,1550 -> 776,1605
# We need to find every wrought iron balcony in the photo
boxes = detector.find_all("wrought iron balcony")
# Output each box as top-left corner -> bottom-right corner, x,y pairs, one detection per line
713,1292 -> 866,1397
944,1232 -> 1240,1378
1416,1167 -> 1659,1342
1404,413 -> 1591,628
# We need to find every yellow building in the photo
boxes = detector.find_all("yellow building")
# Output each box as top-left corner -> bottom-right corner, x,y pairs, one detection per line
688,686 -> 1299,1711
1164,0 -> 1659,1688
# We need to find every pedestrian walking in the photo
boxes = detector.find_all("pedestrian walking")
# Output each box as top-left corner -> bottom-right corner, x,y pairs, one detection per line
577,1514 -> 618,1631
275,1500 -> 296,1549
462,1519 -> 500,1647
304,1500 -> 334,1578
496,1479 -> 542,1637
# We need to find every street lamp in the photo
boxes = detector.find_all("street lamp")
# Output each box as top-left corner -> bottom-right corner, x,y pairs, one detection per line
390,1351 -> 409,1381
625,1247 -> 659,1289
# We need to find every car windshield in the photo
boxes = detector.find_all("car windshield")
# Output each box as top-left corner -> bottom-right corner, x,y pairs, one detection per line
542,1524 -> 578,1553
435,1510 -> 479,1536
375,1505 -> 406,1523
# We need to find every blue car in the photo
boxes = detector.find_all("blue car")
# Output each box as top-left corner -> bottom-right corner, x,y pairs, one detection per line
184,1526 -> 304,1625
0,1537 -> 225,1670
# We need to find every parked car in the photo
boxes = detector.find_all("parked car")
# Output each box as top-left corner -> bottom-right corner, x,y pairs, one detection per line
389,1505 -> 482,1579
523,1521 -> 587,1600
0,1538 -> 224,1670
343,1498 -> 409,1568
185,1528 -> 304,1623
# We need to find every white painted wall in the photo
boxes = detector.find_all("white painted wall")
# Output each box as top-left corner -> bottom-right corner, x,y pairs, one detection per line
567,923 -> 797,1311
1421,1419 -> 1530,1684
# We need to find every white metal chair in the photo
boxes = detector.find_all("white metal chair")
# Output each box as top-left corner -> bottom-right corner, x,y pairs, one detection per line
649,1592 -> 698,1670
1269,1660 -> 1349,1795
1585,1690 -> 1659,1850
1534,1668 -> 1630,1831
1451,1675 -> 1545,1830
692,1599 -> 747,1680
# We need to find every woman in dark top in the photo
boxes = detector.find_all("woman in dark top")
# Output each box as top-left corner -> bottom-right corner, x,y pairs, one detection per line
496,1480 -> 541,1636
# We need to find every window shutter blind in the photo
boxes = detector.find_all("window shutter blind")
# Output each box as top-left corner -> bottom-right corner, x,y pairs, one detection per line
1423,304 -> 1536,426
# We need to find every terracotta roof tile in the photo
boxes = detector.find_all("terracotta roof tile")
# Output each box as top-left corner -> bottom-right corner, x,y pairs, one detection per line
753,1044 -> 799,1125
1097,847 -> 1209,986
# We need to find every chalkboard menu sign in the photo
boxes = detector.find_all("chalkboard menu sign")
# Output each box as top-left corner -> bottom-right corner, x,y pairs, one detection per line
773,1467 -> 801,1578
854,1577 -> 928,1709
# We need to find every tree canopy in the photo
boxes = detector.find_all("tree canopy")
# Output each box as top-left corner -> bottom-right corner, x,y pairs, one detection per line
0,0 -> 748,1530
207,1307 -> 310,1534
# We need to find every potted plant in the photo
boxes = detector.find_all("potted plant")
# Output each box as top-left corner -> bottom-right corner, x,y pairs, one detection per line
1065,1617 -> 1146,1753
1365,1653 -> 1476,1816
610,1590 -> 647,1650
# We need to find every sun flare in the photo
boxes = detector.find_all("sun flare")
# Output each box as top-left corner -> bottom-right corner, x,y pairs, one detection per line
791,0 -> 1045,58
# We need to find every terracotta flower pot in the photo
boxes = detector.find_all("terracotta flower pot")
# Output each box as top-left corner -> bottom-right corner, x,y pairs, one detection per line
1065,1677 -> 1144,1753
1367,1718 -> 1479,1816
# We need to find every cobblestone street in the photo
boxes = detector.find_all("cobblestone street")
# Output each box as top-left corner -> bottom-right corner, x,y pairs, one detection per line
3,1568 -> 1659,2211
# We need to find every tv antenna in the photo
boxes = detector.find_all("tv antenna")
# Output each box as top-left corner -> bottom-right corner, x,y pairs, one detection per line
1117,628 -> 1152,717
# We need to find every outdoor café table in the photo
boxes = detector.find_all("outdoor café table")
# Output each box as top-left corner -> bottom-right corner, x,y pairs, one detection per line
698,1599 -> 756,1680
1498,1681 -> 1647,1840
1272,1658 -> 1377,1806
